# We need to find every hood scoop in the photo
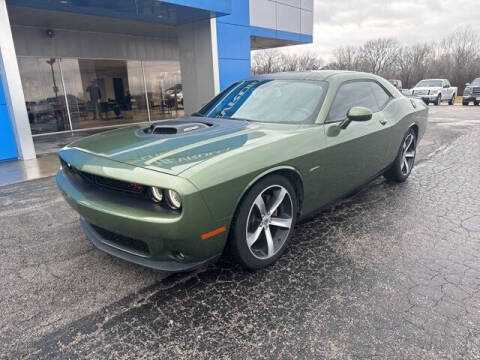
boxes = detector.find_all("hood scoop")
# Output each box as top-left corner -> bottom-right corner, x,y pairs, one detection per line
141,121 -> 211,136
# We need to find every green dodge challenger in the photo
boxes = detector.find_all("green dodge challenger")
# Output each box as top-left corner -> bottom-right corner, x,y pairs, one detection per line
57,71 -> 428,271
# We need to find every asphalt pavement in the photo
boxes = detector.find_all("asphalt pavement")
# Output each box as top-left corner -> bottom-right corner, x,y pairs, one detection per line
1,105 -> 479,359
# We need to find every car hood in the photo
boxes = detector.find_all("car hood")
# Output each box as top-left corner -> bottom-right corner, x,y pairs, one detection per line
65,117 -> 299,176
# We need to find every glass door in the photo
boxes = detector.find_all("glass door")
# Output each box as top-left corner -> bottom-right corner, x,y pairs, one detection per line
17,57 -> 70,135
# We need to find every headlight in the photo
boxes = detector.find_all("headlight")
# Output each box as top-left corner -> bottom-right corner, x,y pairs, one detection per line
166,189 -> 182,209
464,87 -> 472,95
150,187 -> 163,202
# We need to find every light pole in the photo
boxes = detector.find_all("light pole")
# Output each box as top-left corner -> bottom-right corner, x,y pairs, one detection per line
46,58 -> 59,98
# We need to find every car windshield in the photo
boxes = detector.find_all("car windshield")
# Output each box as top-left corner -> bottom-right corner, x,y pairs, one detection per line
471,78 -> 480,86
196,79 -> 327,124
415,80 -> 443,87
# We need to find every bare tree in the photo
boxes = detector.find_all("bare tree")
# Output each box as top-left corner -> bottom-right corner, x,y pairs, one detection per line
395,44 -> 432,88
279,53 -> 299,72
253,27 -> 480,91
251,49 -> 282,75
251,49 -> 324,74
358,38 -> 400,76
436,27 -> 480,91
329,46 -> 360,70
297,51 -> 324,71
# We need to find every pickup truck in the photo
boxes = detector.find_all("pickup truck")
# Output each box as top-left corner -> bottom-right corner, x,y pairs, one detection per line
410,79 -> 457,105
462,78 -> 480,106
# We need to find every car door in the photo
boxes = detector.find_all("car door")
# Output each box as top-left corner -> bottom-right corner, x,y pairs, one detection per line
444,80 -> 454,98
318,80 -> 394,203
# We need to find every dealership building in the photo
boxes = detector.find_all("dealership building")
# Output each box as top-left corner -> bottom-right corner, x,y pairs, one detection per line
0,0 -> 313,162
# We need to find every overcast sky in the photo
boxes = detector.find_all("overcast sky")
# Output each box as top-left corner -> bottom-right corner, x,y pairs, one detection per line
288,0 -> 480,61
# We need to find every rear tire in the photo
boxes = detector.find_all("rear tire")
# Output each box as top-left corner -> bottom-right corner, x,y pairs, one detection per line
448,94 -> 455,105
228,175 -> 298,270
475,101 -> 480,106
384,128 -> 417,183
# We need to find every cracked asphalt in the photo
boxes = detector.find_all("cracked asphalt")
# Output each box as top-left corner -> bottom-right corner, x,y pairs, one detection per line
1,105 -> 480,359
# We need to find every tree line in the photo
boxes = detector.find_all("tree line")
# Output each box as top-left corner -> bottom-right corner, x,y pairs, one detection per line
251,28 -> 480,91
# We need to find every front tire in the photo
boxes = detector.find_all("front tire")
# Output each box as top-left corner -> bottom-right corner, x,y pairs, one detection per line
384,128 -> 417,182
228,175 -> 298,270
463,100 -> 469,106
448,94 -> 456,105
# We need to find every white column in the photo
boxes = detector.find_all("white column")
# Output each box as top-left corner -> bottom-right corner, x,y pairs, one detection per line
177,18 -> 220,115
0,0 -> 36,160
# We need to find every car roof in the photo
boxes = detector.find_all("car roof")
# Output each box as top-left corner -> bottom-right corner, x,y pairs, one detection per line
248,70 -> 382,82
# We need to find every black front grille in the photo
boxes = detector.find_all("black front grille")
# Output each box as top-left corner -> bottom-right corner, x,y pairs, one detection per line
90,223 -> 150,256
61,158 -> 146,196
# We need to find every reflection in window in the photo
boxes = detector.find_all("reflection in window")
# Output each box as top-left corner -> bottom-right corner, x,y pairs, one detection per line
198,80 -> 326,123
18,57 -> 184,134
62,59 -> 150,130
18,57 -> 70,135
327,82 -> 380,122
143,61 -> 183,121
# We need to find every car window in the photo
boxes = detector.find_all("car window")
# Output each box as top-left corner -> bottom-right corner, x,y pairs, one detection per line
416,80 -> 443,87
369,82 -> 391,109
327,81 -> 379,123
197,80 -> 328,124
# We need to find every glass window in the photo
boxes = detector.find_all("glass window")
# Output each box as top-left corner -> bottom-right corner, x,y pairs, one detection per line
415,80 -> 443,87
17,57 -> 70,135
18,57 -> 184,135
369,82 -> 391,109
197,80 -> 327,124
143,61 -> 184,121
62,59 -> 150,130
327,81 -> 379,123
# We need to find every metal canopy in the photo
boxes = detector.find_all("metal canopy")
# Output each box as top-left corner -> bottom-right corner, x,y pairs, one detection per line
6,0 -> 232,25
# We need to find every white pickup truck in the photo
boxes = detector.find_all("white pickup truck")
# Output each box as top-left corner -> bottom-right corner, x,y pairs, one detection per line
410,79 -> 457,105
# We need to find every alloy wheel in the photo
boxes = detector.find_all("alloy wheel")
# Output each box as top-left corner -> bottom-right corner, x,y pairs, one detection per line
245,185 -> 293,260
401,133 -> 416,176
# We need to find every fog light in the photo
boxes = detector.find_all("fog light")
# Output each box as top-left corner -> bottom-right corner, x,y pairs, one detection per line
150,187 -> 163,203
166,189 -> 181,209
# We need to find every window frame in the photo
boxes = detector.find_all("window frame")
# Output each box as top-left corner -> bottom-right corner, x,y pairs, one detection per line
325,79 -> 393,124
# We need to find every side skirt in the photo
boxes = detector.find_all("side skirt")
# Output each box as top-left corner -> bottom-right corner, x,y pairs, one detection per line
298,164 -> 393,222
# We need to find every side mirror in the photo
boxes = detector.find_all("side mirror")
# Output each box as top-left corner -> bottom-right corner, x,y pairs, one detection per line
466,83 -> 471,86
339,106 -> 373,129
443,84 -> 449,88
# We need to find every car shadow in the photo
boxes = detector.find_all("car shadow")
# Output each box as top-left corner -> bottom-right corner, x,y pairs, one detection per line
18,175 -> 415,358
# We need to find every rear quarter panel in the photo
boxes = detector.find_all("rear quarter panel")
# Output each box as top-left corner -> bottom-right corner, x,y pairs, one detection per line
387,97 -> 428,152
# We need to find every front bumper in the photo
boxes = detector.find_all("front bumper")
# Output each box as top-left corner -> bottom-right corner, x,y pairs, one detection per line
56,148 -> 228,272
416,94 -> 439,101
463,95 -> 480,102
80,218 -> 220,272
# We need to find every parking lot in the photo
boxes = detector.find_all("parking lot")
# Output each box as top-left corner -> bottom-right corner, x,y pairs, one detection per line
1,105 -> 480,359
